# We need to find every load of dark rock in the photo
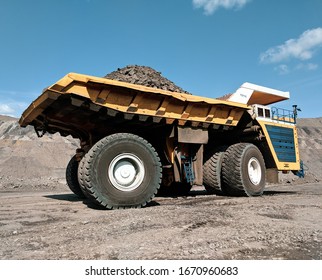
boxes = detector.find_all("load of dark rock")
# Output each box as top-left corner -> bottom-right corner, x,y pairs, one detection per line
104,65 -> 191,94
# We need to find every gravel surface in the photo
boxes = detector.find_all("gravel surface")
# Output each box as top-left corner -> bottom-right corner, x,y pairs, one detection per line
0,183 -> 321,260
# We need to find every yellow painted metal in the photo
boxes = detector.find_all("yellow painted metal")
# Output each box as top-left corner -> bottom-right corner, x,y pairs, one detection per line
20,72 -> 249,128
272,115 -> 295,123
257,120 -> 300,171
19,90 -> 59,126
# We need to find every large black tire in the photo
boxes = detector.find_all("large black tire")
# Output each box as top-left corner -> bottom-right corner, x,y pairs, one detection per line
203,146 -> 227,194
81,133 -> 162,209
77,155 -> 92,199
66,155 -> 86,198
221,143 -> 266,197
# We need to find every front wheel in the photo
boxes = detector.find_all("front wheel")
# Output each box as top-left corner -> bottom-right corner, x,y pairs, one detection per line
221,143 -> 266,196
81,133 -> 162,209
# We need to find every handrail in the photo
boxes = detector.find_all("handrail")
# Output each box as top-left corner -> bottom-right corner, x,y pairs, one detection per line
271,107 -> 296,124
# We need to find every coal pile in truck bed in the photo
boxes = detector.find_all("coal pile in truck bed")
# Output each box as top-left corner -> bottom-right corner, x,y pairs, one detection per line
104,65 -> 191,94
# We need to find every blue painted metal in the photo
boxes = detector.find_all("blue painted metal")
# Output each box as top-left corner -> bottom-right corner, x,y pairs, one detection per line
265,125 -> 296,162
181,156 -> 194,184
295,160 -> 305,178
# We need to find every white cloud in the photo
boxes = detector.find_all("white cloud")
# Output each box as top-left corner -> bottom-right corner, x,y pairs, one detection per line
0,104 -> 15,115
295,63 -> 318,71
274,63 -> 318,75
193,0 -> 251,15
0,102 -> 28,117
274,64 -> 289,75
260,27 -> 322,64
0,89 -> 36,117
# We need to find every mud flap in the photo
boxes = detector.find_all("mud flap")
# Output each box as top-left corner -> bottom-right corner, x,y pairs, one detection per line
293,160 -> 305,178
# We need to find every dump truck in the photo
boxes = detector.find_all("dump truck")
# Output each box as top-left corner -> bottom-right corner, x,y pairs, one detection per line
19,72 -> 304,209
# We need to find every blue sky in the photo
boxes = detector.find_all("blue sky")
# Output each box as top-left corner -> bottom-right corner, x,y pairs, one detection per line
0,0 -> 322,118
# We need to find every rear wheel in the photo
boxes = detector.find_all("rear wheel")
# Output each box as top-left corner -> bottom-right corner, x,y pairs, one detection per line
221,143 -> 266,196
203,146 -> 227,194
66,155 -> 86,198
81,133 -> 162,209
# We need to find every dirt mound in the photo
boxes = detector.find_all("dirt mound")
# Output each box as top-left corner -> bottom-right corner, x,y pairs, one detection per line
0,118 -> 78,188
104,65 -> 191,94
296,117 -> 322,180
0,119 -> 35,140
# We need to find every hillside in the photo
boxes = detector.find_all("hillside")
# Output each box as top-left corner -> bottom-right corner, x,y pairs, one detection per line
296,117 -> 322,180
0,115 -> 78,189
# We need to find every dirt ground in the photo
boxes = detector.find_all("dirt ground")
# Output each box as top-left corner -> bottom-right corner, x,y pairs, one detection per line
0,182 -> 321,260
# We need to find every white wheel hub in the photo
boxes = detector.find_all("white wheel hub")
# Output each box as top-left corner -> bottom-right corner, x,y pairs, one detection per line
108,153 -> 145,191
247,157 -> 262,185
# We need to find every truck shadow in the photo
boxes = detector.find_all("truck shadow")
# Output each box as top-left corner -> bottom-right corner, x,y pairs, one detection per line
176,189 -> 297,197
44,193 -> 161,210
44,193 -> 83,202
263,190 -> 298,196
44,188 -> 297,210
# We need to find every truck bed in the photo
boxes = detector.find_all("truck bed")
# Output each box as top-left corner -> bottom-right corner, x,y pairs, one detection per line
19,73 -> 249,139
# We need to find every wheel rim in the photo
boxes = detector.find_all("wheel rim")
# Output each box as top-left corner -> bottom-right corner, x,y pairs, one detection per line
247,157 -> 262,185
108,153 -> 145,191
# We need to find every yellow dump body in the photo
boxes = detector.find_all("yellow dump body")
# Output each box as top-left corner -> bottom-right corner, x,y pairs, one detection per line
19,73 -> 249,138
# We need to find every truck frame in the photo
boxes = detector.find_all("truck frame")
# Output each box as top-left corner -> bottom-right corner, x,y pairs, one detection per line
19,73 -> 303,209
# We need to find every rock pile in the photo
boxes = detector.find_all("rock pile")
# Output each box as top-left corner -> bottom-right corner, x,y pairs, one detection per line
0,116 -> 78,185
104,65 -> 191,94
